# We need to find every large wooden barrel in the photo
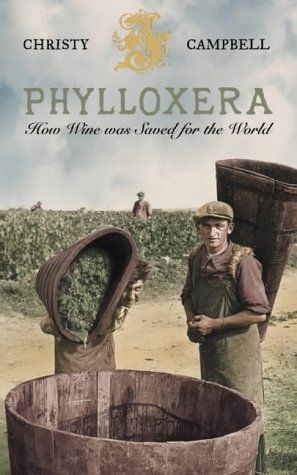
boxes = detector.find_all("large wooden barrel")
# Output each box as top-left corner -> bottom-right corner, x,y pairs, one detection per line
35,226 -> 137,343
5,370 -> 261,474
216,159 -> 297,339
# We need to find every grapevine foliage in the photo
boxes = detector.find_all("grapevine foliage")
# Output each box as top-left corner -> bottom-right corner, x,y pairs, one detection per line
0,209 -> 198,281
58,246 -> 114,343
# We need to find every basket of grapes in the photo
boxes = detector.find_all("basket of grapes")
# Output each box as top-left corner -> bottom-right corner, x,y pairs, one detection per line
35,226 -> 137,344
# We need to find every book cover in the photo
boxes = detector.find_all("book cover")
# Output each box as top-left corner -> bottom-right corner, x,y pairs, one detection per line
0,1 -> 296,473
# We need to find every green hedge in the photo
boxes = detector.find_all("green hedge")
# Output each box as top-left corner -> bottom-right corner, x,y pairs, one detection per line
1,208 -> 296,282
0,209 -> 197,280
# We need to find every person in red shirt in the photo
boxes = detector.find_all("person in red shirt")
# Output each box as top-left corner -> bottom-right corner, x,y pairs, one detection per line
132,191 -> 152,219
181,201 -> 270,474
30,201 -> 42,212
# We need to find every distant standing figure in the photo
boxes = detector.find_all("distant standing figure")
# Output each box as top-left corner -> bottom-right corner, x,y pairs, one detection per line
31,201 -> 42,212
132,192 -> 152,219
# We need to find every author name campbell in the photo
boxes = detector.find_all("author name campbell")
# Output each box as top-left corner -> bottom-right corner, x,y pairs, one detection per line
187,38 -> 270,51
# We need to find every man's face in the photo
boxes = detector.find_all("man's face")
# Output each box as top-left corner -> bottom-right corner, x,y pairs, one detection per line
121,279 -> 144,308
138,194 -> 144,201
197,218 -> 234,253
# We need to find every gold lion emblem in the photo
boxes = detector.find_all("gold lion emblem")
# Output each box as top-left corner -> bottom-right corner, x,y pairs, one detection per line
113,10 -> 170,73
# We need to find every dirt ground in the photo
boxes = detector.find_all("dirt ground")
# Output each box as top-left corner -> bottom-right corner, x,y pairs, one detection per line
0,268 -> 296,472
0,269 -> 296,397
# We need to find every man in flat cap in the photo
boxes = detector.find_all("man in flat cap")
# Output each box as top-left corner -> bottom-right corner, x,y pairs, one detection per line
132,191 -> 152,219
181,201 -> 270,474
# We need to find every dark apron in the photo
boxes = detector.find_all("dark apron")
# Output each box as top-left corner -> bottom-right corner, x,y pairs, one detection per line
55,332 -> 115,374
191,251 -> 264,433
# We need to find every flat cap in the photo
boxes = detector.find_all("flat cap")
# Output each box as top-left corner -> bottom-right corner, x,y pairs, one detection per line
193,201 -> 234,223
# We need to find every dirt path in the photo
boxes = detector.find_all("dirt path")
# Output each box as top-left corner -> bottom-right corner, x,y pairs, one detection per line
0,268 -> 296,400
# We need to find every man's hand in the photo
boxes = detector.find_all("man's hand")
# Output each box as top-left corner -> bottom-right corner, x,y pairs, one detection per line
187,325 -> 205,343
188,315 -> 217,336
40,315 -> 59,337
189,311 -> 267,336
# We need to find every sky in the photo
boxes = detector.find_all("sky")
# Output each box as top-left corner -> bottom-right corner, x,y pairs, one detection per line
0,0 -> 296,210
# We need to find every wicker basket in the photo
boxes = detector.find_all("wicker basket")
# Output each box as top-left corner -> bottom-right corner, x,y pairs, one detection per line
35,226 -> 137,343
216,159 -> 297,339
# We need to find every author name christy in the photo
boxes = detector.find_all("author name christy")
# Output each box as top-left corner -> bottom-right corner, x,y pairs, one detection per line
187,38 -> 270,51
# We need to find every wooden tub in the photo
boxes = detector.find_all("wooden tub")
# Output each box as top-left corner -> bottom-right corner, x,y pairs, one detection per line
5,370 -> 261,474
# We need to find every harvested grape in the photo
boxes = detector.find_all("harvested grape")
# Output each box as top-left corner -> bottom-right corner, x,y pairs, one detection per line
58,246 -> 114,344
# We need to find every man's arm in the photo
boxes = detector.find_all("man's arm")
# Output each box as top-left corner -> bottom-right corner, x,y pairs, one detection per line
189,253 -> 269,336
181,255 -> 194,323
146,201 -> 152,218
236,255 -> 270,315
189,311 -> 266,335
181,251 -> 205,342
182,298 -> 195,323
40,315 -> 59,336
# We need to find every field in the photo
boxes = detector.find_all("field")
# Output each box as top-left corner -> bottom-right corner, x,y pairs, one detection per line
0,208 -> 197,281
0,209 -> 296,474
